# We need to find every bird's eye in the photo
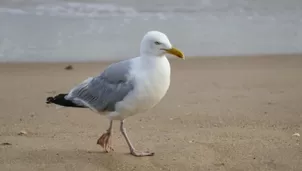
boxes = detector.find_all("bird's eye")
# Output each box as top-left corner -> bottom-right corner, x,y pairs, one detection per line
154,41 -> 161,45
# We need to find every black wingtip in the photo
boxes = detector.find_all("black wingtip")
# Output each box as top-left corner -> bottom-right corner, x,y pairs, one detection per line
45,93 -> 87,108
46,96 -> 55,104
45,94 -> 66,104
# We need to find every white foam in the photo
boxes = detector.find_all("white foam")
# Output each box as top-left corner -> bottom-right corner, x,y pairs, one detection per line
35,2 -> 138,17
0,7 -> 27,15
0,1 -> 175,20
0,2 -> 141,18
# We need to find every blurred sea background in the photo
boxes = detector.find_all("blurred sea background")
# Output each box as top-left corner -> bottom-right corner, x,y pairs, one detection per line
0,0 -> 301,62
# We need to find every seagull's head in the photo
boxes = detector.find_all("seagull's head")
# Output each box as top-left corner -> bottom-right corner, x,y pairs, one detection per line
140,31 -> 185,59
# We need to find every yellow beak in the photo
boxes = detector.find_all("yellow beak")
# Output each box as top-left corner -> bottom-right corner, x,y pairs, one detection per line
164,47 -> 185,59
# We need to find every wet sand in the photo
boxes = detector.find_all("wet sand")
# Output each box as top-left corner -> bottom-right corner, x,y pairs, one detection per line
0,55 -> 301,171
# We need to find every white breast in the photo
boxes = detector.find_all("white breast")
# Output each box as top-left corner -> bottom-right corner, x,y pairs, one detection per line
113,56 -> 171,119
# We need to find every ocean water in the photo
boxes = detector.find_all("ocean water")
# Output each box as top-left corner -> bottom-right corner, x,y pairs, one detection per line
0,0 -> 302,62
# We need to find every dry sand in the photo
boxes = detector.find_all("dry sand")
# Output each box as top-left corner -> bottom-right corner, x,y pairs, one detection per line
0,55 -> 301,171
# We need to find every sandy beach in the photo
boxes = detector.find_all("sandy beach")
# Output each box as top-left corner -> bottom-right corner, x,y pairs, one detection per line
0,55 -> 301,171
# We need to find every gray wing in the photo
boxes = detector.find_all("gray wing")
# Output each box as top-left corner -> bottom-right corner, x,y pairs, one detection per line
65,59 -> 134,112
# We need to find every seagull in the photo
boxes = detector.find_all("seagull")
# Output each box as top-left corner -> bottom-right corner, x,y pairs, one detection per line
46,31 -> 184,157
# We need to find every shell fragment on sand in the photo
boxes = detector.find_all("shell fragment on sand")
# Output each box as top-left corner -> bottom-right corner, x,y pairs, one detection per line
292,133 -> 300,137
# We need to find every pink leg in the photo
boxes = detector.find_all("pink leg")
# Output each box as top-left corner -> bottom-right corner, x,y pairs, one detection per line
97,120 -> 114,152
120,120 -> 154,157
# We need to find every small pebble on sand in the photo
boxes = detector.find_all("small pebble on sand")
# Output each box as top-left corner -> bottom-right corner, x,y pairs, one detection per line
1,142 -> 12,146
18,130 -> 28,136
65,65 -> 73,70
